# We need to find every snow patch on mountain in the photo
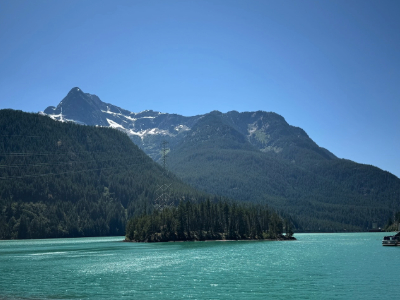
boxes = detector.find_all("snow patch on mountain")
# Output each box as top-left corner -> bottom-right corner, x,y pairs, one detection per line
106,118 -> 124,129
175,125 -> 190,132
65,119 -> 86,125
44,112 -> 87,125
123,115 -> 137,122
48,113 -> 62,121
41,88 -> 195,146
128,128 -> 171,140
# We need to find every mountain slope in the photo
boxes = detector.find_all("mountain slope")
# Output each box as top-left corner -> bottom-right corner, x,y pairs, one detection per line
42,88 -> 400,231
167,113 -> 400,231
0,109 -> 206,239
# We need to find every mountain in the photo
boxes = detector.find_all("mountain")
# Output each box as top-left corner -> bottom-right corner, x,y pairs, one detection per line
43,87 -> 200,160
0,109 -> 207,239
42,88 -> 400,231
43,88 -> 337,163
168,111 -> 400,231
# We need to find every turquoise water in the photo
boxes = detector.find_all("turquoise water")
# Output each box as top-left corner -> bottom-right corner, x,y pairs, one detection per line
0,233 -> 398,299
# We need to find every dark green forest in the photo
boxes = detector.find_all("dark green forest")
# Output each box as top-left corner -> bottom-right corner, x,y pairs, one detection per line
0,110 -> 206,239
126,199 -> 294,242
2,108 -> 397,239
167,112 -> 400,231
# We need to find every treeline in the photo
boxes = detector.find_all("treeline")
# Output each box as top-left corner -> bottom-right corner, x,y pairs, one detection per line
0,110 -> 205,239
125,199 -> 294,242
0,188 -> 126,239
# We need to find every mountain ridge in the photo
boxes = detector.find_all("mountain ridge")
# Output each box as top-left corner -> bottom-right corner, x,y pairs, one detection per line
41,87 -> 400,231
42,87 -> 335,163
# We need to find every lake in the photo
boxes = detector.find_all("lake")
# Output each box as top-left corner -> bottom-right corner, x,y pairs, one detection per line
0,233 -> 398,299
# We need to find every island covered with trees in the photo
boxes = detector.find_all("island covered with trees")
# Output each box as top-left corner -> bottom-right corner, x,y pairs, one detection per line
125,199 -> 295,242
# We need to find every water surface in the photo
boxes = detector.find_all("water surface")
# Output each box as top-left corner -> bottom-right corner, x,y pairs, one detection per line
0,233 -> 398,299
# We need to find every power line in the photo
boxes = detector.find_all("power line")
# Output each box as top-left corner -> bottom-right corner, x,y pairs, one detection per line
0,135 -> 44,138
0,136 -> 168,182
0,149 -> 137,157
0,151 -> 152,180
0,154 -> 138,168
0,161 -> 149,180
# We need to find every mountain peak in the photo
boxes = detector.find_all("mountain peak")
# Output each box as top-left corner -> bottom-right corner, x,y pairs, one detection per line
67,87 -> 83,95
42,87 -> 108,126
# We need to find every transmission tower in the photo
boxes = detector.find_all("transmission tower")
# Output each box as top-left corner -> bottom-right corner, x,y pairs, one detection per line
154,141 -> 171,210
161,140 -> 168,171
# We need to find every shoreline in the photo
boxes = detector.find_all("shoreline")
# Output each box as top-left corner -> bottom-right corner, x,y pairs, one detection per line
124,236 -> 297,243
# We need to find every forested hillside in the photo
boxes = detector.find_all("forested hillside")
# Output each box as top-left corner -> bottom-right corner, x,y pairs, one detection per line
0,110 -> 205,239
168,112 -> 400,231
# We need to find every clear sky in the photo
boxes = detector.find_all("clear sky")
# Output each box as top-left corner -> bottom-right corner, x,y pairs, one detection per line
0,0 -> 399,178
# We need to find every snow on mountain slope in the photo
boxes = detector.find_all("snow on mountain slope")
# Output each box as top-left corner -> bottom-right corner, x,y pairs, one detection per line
42,87 -> 335,162
41,87 -> 200,160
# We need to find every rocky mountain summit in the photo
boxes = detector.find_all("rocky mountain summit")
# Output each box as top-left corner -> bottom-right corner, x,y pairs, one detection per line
43,87 -> 334,162
43,87 -> 200,159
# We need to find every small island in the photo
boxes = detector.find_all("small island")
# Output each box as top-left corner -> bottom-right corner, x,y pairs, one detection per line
125,199 -> 295,242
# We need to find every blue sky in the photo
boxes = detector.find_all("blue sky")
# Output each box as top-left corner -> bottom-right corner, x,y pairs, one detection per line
0,0 -> 399,178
